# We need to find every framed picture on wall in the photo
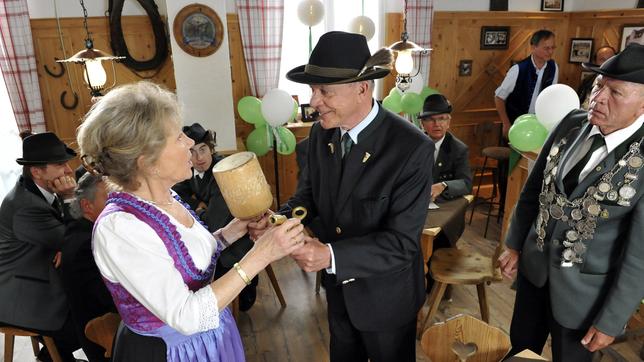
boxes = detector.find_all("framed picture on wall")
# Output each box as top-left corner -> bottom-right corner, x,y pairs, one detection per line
569,38 -> 593,63
480,26 -> 510,50
620,25 -> 644,51
580,71 -> 594,83
300,104 -> 317,122
541,0 -> 564,11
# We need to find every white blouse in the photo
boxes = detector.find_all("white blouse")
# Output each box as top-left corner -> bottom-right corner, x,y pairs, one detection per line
93,200 -> 223,335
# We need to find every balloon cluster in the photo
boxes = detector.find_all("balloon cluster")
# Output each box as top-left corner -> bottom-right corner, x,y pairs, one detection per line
381,75 -> 439,128
508,84 -> 580,152
238,89 -> 298,157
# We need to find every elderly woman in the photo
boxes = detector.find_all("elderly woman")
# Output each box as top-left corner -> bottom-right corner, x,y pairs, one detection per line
77,81 -> 305,362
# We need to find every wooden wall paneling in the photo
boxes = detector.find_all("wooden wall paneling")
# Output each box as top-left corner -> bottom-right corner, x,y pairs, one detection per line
227,14 -> 254,143
31,16 -> 176,150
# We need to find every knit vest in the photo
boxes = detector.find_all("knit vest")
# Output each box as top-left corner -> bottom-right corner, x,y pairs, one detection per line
505,56 -> 556,124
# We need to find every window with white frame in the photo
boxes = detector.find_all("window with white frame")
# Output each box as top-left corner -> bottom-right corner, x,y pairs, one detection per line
0,70 -> 23,202
278,0 -> 383,104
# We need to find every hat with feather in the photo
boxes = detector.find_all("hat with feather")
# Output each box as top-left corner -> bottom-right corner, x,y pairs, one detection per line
286,31 -> 393,84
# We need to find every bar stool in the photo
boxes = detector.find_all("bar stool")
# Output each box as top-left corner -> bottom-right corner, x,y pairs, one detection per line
469,146 -> 510,238
0,326 -> 63,362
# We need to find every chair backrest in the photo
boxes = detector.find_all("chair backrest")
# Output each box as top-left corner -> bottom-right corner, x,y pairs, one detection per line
85,312 -> 121,358
474,121 -> 501,156
421,314 -> 510,362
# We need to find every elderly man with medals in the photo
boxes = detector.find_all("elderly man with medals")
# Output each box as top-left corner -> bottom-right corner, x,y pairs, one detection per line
498,44 -> 644,361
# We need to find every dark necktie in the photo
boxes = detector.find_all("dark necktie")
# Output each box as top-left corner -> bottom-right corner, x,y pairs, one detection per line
341,133 -> 353,159
563,134 -> 605,195
51,196 -> 63,218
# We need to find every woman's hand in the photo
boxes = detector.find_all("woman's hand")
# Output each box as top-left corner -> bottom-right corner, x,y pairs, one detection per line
221,218 -> 252,244
253,218 -> 305,265
248,211 -> 271,241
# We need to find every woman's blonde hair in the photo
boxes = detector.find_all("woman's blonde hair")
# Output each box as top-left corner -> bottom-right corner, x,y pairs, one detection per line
77,81 -> 181,190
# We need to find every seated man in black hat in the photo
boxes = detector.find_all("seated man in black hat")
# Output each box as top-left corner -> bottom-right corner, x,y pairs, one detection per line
419,94 -> 472,295
172,123 -> 257,311
281,31 -> 434,361
0,132 -> 83,362
499,44 -> 644,361
419,94 -> 472,203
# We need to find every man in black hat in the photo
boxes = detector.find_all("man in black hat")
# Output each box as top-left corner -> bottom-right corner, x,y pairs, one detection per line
499,44 -> 644,361
283,31 -> 434,361
172,122 -> 257,311
419,94 -> 472,202
0,132 -> 83,361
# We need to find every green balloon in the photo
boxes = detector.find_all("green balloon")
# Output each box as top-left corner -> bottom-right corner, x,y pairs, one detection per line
514,113 -> 538,126
388,87 -> 400,98
246,126 -> 270,156
275,127 -> 296,155
401,92 -> 423,114
420,86 -> 439,100
508,119 -> 548,152
382,95 -> 403,113
238,96 -> 265,125
289,99 -> 299,122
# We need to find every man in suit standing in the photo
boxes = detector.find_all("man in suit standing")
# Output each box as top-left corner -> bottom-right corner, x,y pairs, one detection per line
173,123 -> 257,311
284,31 -> 434,361
0,132 -> 82,361
62,172 -> 116,361
499,44 -> 644,361
419,94 -> 472,202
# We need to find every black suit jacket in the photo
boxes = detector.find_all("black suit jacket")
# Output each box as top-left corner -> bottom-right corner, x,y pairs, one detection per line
173,155 -> 253,268
0,177 -> 71,330
287,106 -> 434,331
61,218 -> 116,330
433,132 -> 472,201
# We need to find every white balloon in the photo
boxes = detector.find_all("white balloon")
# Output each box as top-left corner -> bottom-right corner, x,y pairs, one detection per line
261,89 -> 295,127
349,16 -> 375,41
297,0 -> 324,27
535,84 -> 581,131
396,74 -> 425,95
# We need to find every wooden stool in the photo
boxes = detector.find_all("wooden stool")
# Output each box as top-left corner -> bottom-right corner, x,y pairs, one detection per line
0,326 -> 63,362
85,313 -> 121,358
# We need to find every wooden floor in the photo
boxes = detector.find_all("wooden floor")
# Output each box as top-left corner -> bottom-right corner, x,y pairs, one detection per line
2,203 -> 642,361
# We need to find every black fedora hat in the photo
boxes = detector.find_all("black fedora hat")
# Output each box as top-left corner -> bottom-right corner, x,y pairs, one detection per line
286,31 -> 392,84
183,123 -> 212,144
16,132 -> 76,165
419,94 -> 452,119
582,43 -> 644,84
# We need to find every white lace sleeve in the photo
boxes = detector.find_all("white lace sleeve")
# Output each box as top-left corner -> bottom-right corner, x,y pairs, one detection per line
194,286 -> 220,330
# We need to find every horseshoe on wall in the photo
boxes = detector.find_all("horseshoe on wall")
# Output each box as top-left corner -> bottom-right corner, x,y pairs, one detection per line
44,58 -> 65,78
60,90 -> 79,110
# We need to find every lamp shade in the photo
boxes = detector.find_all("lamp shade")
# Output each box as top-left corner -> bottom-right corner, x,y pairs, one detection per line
83,60 -> 107,89
395,50 -> 414,74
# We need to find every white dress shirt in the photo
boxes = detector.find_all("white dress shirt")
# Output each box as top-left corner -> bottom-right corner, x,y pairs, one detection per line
432,135 -> 445,164
495,55 -> 559,113
327,101 -> 379,275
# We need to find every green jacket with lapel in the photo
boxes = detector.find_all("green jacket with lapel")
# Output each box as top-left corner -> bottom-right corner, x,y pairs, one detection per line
505,109 -> 644,336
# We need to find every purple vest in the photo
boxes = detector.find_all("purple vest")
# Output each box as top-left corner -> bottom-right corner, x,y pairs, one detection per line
96,192 -> 220,332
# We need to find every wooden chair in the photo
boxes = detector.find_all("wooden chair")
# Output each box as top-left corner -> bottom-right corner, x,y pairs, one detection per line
419,224 -> 504,333
0,326 -> 63,362
421,314 -> 510,362
85,312 -> 121,358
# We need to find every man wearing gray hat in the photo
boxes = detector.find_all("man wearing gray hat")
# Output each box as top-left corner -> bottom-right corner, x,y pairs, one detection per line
499,44 -> 644,361
282,31 -> 434,361
0,132 -> 82,361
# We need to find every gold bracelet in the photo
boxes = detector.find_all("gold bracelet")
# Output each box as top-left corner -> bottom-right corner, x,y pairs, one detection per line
233,263 -> 251,285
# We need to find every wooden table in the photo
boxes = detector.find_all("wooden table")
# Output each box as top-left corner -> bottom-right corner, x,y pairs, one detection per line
421,195 -> 473,275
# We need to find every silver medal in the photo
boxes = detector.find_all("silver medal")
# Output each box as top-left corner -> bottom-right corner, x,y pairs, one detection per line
607,190 -> 618,201
625,173 -> 637,181
618,199 -> 631,207
562,248 -> 575,261
550,204 -> 564,219
549,146 -> 559,157
572,241 -> 586,254
587,204 -> 601,216
628,155 -> 643,168
619,185 -> 636,200
618,159 -> 627,167
545,175 -> 552,185
566,230 -> 579,241
551,166 -> 558,176
571,209 -> 583,220
598,182 -> 611,193
593,192 -> 605,201
537,228 -> 546,239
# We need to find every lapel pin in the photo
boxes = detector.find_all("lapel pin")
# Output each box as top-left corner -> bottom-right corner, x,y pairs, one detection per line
362,152 -> 371,163
328,143 -> 335,154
